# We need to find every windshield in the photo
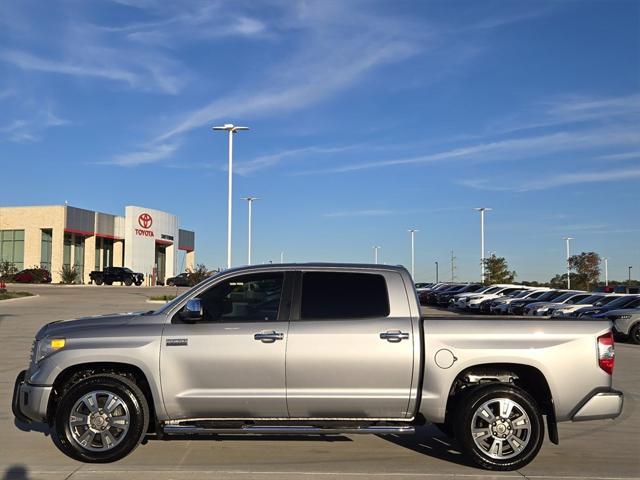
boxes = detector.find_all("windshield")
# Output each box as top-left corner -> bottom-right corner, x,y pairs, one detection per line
551,292 -> 576,303
607,295 -> 640,308
577,294 -> 605,305
123,268 -> 133,273
482,286 -> 501,294
594,296 -> 620,307
527,290 -> 546,299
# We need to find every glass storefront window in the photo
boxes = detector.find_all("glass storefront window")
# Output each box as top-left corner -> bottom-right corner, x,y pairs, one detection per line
0,229 -> 25,270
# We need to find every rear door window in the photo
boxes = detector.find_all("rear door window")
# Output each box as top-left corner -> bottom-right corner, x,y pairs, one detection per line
301,272 -> 390,319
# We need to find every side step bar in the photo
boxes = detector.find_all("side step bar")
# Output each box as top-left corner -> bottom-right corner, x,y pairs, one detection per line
163,424 -> 415,436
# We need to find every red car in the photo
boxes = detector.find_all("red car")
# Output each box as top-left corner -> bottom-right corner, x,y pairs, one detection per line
13,268 -> 52,283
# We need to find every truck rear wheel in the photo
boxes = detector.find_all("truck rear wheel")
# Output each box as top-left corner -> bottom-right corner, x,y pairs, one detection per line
453,384 -> 544,471
95,278 -> 103,286
52,374 -> 149,463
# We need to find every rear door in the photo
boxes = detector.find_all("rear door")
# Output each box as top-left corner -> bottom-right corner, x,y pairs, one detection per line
285,270 -> 416,419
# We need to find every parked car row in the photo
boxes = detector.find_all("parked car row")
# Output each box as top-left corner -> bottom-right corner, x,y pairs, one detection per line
416,281 -> 640,344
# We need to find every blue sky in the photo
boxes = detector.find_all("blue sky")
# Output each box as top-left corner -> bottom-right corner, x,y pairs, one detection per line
1,0 -> 639,282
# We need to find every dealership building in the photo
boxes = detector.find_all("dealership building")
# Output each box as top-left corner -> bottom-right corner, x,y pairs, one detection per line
0,205 -> 196,284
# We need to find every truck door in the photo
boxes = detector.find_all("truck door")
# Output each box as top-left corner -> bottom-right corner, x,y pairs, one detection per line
160,271 -> 292,419
285,270 -> 416,419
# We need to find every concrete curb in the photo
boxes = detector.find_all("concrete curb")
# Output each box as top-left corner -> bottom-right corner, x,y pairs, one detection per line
146,299 -> 170,304
0,294 -> 40,303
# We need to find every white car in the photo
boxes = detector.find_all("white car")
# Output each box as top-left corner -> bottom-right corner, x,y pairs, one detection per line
524,291 -> 590,316
464,286 -> 530,311
490,288 -> 550,314
451,285 -> 496,308
551,294 -> 622,318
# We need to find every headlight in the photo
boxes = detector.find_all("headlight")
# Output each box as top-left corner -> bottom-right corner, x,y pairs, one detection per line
36,337 -> 66,362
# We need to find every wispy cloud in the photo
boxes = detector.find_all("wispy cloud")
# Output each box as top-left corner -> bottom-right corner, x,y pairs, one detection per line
323,209 -> 397,218
293,126 -> 640,175
110,143 -> 180,166
0,109 -> 70,143
234,145 -> 361,175
597,151 -> 640,161
460,166 -> 640,192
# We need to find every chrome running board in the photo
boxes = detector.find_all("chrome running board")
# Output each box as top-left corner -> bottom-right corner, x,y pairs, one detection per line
162,424 -> 415,436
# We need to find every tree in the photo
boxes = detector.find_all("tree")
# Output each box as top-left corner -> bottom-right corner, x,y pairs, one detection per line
549,273 -> 581,289
186,263 -> 211,286
568,252 -> 601,291
483,254 -> 516,285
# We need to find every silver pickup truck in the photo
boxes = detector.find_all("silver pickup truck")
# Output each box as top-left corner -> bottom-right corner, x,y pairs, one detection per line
12,263 -> 623,470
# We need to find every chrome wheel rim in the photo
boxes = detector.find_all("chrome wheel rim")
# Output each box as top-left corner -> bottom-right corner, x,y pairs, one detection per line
69,390 -> 130,452
470,397 -> 531,460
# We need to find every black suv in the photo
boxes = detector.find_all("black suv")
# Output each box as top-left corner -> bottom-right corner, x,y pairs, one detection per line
89,267 -> 144,286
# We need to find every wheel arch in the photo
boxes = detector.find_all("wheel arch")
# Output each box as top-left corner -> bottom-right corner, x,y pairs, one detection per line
443,362 -> 555,439
47,362 -> 158,432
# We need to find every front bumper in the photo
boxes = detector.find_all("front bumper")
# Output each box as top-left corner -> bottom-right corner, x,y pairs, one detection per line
12,370 -> 52,423
572,390 -> 624,421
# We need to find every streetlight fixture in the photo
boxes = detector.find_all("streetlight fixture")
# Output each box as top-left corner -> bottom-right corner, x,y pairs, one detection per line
603,257 -> 609,286
563,237 -> 574,289
474,208 -> 492,283
241,197 -> 259,265
408,229 -> 418,279
213,123 -> 249,269
373,246 -> 381,264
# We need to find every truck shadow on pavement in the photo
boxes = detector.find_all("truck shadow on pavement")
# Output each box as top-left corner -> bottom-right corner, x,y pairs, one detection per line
13,419 -> 50,435
380,425 -> 476,468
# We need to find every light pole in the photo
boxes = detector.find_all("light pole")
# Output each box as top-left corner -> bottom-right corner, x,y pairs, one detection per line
408,229 -> 418,279
213,123 -> 249,269
629,266 -> 633,284
474,208 -> 492,283
280,252 -> 284,263
435,261 -> 439,283
563,237 -> 573,289
373,246 -> 381,264
242,197 -> 259,265
604,258 -> 609,286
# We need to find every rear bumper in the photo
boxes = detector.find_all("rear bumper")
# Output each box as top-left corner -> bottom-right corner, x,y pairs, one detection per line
572,389 -> 624,421
12,370 -> 52,423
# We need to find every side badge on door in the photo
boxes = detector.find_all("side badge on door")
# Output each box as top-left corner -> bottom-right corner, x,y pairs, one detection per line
166,338 -> 188,347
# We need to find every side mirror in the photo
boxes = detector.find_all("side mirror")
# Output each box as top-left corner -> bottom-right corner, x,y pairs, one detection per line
180,298 -> 203,322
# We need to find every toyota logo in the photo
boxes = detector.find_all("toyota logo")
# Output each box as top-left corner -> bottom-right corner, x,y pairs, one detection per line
138,213 -> 153,229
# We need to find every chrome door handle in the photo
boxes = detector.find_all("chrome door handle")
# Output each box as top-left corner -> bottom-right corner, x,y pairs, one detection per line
254,331 -> 284,343
380,330 -> 410,342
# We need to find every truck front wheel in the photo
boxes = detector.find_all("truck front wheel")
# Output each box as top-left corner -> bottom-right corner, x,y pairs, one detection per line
454,384 -> 544,471
52,374 -> 149,463
124,278 -> 133,286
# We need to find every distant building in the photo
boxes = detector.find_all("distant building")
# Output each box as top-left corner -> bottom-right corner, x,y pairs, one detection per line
0,204 -> 195,284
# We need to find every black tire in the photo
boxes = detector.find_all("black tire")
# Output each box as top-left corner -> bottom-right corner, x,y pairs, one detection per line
52,374 -> 149,463
95,278 -> 103,286
105,281 -> 113,286
629,323 -> 640,345
124,278 -> 133,286
166,280 -> 174,287
135,281 -> 142,286
453,384 -> 544,471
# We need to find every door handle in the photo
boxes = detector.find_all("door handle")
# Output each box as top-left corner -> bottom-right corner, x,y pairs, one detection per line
254,331 -> 284,343
380,330 -> 410,342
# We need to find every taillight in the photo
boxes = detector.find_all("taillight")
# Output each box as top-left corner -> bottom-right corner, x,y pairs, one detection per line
597,332 -> 615,375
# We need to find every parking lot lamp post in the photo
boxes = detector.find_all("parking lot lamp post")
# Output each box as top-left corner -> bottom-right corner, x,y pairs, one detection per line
280,252 -> 284,263
604,258 -> 609,286
563,237 -> 573,289
373,246 -> 381,264
474,208 -> 492,283
242,197 -> 259,265
408,229 -> 418,279
435,261 -> 439,283
629,266 -> 633,285
213,124 -> 249,269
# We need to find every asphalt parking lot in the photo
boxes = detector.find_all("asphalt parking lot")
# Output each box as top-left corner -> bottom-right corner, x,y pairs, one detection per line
1,284 -> 638,480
